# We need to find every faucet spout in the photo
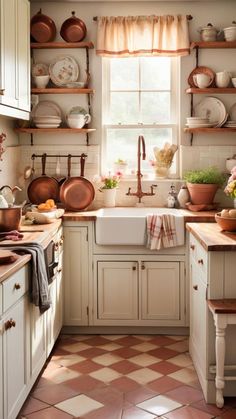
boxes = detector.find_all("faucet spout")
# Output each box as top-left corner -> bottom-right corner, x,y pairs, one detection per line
126,135 -> 157,203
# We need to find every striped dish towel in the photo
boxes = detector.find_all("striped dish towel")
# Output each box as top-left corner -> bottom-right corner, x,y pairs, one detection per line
146,214 -> 184,250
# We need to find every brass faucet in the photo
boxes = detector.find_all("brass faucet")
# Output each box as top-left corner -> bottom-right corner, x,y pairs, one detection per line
126,135 -> 157,204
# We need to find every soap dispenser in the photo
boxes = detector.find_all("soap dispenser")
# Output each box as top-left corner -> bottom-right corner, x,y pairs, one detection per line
177,184 -> 190,208
167,184 -> 178,208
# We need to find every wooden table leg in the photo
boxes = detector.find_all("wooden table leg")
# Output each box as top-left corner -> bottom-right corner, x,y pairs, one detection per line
214,313 -> 227,409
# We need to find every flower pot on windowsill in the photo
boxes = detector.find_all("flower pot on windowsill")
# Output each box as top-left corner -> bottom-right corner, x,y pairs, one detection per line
102,188 -> 117,207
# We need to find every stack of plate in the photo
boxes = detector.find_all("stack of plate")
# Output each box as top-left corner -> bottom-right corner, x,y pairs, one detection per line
224,120 -> 236,128
33,115 -> 62,129
193,97 -> 227,128
31,100 -> 63,128
185,117 -> 213,128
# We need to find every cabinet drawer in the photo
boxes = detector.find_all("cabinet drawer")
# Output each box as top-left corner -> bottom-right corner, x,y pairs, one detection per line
189,234 -> 208,278
2,265 -> 29,312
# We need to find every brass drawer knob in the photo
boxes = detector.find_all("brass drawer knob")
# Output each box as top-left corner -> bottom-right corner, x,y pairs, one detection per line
132,266 -> 136,271
193,285 -> 198,291
14,283 -> 21,290
198,259 -> 204,265
190,244 -> 195,250
5,319 -> 16,330
141,264 -> 145,270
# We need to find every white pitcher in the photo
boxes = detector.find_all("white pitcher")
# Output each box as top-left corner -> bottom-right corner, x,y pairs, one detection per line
193,73 -> 212,88
215,71 -> 231,88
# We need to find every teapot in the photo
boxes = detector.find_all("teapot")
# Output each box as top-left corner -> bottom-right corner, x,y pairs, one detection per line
0,185 -> 22,207
215,71 -> 231,88
197,23 -> 220,42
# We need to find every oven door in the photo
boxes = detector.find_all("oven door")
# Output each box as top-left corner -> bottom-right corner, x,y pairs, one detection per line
44,240 -> 58,284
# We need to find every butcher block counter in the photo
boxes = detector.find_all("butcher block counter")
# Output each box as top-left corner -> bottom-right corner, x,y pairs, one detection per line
186,222 -> 236,251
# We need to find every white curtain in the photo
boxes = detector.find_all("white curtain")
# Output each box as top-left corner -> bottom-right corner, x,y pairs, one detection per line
96,15 -> 190,57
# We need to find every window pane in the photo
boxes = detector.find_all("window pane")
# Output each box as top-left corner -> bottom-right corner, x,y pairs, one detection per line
110,92 -> 139,124
110,58 -> 139,90
106,128 -> 174,174
141,57 -> 170,90
141,92 -> 170,123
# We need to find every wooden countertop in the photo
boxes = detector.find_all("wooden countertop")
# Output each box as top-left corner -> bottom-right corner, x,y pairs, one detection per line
186,222 -> 236,251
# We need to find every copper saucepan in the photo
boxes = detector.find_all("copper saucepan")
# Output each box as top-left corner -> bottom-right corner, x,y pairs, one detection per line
30,9 -> 57,43
60,11 -> 87,43
27,154 -> 60,205
59,154 -> 95,211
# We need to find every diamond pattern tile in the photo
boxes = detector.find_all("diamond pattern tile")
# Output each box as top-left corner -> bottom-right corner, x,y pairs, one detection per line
18,334 -> 236,419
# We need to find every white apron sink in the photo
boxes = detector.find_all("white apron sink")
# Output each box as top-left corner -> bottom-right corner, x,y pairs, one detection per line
95,207 -> 184,245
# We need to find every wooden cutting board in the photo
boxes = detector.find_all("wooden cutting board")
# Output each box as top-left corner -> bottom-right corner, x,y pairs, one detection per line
0,249 -> 18,264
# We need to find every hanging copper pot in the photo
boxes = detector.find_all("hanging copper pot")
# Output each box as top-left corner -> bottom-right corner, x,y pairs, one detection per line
31,9 -> 57,43
60,11 -> 87,43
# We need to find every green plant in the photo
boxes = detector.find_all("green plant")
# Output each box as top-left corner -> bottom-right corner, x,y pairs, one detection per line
183,166 -> 226,186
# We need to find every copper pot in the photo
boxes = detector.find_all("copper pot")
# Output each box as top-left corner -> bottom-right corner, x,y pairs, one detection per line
0,207 -> 22,232
31,9 -> 56,43
60,11 -> 87,43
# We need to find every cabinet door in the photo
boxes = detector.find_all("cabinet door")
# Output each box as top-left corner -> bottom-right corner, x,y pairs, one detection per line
16,0 -> 30,111
63,226 -> 89,326
0,320 -> 3,419
97,261 -> 138,321
189,259 -> 208,379
30,304 -> 46,382
141,261 -> 180,321
0,0 -> 17,108
3,294 -> 29,419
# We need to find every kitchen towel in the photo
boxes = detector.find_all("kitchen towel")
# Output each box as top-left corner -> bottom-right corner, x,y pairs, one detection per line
3,242 -> 51,313
146,213 -> 184,250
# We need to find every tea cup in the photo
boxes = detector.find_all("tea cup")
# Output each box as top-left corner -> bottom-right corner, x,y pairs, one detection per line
67,114 -> 90,129
33,75 -> 50,89
193,73 -> 212,88
215,71 -> 231,88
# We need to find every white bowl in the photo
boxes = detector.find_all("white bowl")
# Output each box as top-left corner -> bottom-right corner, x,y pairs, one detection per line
232,78 -> 236,88
223,26 -> 236,41
33,75 -> 50,89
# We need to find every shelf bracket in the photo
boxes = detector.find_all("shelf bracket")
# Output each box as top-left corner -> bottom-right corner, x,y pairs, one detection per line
195,46 -> 199,67
190,133 -> 193,146
86,47 -> 89,75
86,133 -> 90,146
30,133 -> 34,146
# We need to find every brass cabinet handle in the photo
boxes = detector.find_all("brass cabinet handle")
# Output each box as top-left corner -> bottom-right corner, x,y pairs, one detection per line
193,285 -> 198,291
5,319 -> 16,330
141,263 -> 145,270
0,88 -> 5,96
132,266 -> 136,271
190,244 -> 195,250
198,259 -> 204,265
14,283 -> 21,290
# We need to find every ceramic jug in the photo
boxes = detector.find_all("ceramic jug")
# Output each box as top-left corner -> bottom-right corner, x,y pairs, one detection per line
193,73 -> 212,88
197,23 -> 220,42
215,71 -> 231,88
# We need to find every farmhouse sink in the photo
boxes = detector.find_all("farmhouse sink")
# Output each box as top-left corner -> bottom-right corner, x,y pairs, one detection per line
95,207 -> 184,245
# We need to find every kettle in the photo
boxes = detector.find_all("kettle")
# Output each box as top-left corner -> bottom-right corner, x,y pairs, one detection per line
197,23 -> 220,42
0,185 -> 22,207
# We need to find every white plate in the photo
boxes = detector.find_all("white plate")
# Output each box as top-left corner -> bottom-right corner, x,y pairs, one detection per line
194,97 -> 227,126
31,101 -> 63,120
49,56 -> 79,86
35,123 -> 61,128
229,103 -> 236,121
185,123 -> 215,128
32,63 -> 49,77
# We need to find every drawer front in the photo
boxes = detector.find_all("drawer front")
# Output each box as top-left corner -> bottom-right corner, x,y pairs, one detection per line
189,234 -> 208,277
3,265 -> 29,312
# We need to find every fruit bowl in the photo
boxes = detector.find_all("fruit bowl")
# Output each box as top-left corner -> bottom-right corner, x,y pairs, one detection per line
215,212 -> 236,231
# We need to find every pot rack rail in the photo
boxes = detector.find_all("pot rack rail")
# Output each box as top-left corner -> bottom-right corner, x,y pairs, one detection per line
93,15 -> 193,21
30,153 -> 88,160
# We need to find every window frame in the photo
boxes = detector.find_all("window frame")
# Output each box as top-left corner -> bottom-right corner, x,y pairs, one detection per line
101,55 -> 180,179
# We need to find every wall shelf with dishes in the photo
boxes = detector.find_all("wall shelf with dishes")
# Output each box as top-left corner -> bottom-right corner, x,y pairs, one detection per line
185,41 -> 236,145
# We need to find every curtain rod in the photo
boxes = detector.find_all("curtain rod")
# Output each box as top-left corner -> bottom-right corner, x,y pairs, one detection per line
93,15 -> 193,21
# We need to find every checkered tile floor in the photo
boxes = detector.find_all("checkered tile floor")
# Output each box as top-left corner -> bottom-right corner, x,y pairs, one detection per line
19,334 -> 236,418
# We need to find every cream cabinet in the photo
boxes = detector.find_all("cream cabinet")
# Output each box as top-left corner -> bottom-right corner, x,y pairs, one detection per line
93,256 -> 185,327
0,0 -> 30,119
1,265 -> 30,419
30,304 -> 46,383
63,223 -> 92,326
46,267 -> 63,356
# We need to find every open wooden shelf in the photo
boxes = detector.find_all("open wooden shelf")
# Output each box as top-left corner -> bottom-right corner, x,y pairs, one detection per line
186,87 -> 236,94
31,87 -> 95,95
31,41 -> 94,49
184,127 -> 236,133
191,41 -> 236,49
15,128 -> 96,134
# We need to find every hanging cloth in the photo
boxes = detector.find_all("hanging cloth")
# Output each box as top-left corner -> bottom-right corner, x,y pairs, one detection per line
96,15 -> 190,57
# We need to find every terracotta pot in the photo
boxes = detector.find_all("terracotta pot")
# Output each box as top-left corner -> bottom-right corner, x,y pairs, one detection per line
0,207 -> 22,232
186,183 -> 218,205
60,11 -> 87,43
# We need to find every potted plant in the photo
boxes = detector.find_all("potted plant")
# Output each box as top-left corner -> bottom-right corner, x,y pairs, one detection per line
183,166 -> 226,205
98,173 -> 121,207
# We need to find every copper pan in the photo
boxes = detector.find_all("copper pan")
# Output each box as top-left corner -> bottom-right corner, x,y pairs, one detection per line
27,154 -> 60,205
31,9 -> 56,43
59,154 -> 95,211
60,11 -> 87,43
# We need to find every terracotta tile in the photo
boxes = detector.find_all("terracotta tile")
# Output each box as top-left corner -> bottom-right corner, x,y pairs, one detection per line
52,354 -> 86,367
66,375 -> 105,393
129,354 -> 160,367
84,336 -> 111,346
131,342 -> 158,352
164,405 -> 214,419
61,342 -> 92,353
82,404 -> 122,419
115,336 -> 144,346
147,347 -> 179,360
111,360 -> 141,374
191,399 -> 229,416
92,353 -> 123,366
78,347 -> 108,358
97,343 -> 123,351
127,368 -> 162,384
166,340 -> 189,353
165,384 -> 204,404
147,376 -> 183,393
41,366 -> 80,384
110,376 -> 140,392
149,361 -> 181,375
69,360 -> 102,374
137,394 -> 182,416
168,367 -> 198,384
215,409 -> 236,419
125,387 -> 157,404
168,353 -> 193,367
89,367 -> 122,382
32,383 -> 79,405
25,406 -> 74,419
20,397 -> 50,415
122,406 -> 157,418
86,386 -> 123,406
149,336 -> 177,346
112,347 -> 141,359
55,394 -> 104,417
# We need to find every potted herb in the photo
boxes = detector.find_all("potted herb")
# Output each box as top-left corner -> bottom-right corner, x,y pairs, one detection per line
183,166 -> 226,205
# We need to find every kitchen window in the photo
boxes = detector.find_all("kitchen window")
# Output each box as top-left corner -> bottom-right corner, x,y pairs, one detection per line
102,56 -> 180,178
